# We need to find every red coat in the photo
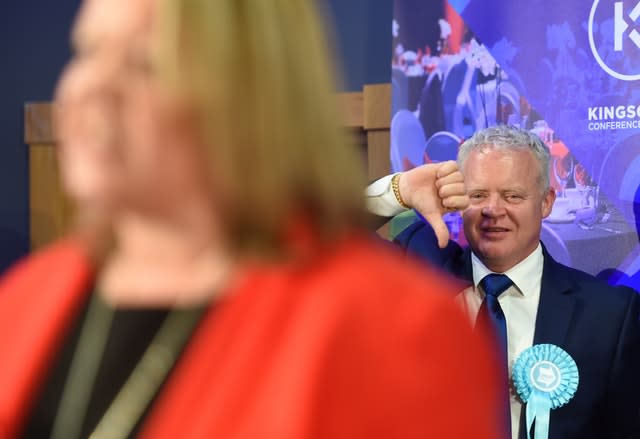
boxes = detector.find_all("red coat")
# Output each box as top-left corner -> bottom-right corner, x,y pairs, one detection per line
0,235 -> 501,438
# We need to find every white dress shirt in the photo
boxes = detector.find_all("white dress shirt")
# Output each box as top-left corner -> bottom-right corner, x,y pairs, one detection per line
365,174 -> 408,217
460,247 -> 543,438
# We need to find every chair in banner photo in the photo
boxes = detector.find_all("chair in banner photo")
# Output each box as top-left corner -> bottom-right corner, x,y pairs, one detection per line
418,71 -> 445,139
474,78 -> 522,129
424,131 -> 461,163
598,133 -> 640,226
540,223 -> 572,267
497,80 -> 521,125
441,59 -> 478,139
389,110 -> 427,240
391,67 -> 409,117
390,110 -> 427,173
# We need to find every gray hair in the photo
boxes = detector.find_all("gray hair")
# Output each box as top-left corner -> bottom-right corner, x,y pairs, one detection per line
457,125 -> 551,192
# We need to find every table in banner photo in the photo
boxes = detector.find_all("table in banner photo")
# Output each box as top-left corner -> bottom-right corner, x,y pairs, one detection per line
543,206 -> 637,277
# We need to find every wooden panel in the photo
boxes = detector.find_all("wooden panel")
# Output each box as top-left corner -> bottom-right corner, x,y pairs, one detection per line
337,92 -> 364,128
23,95 -> 371,141
24,84 -> 393,248
24,103 -> 55,144
362,86 -> 391,240
366,130 -> 391,181
29,143 -> 72,249
363,84 -> 391,130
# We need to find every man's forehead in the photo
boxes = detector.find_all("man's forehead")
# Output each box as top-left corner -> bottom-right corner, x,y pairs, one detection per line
464,146 -> 534,168
465,147 -> 540,182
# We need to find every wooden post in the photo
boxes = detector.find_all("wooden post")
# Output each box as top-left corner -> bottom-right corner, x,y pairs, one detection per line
23,84 -> 392,249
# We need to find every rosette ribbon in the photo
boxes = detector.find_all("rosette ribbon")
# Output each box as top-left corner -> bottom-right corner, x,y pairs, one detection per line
512,344 -> 579,439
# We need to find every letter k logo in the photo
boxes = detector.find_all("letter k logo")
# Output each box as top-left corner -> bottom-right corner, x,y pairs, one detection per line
589,0 -> 640,79
615,1 -> 640,50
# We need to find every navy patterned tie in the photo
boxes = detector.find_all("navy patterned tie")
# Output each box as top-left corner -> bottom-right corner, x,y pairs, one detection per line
478,273 -> 513,438
478,274 -> 512,356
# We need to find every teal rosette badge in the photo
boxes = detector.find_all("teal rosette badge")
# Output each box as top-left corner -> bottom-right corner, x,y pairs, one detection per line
512,344 -> 579,439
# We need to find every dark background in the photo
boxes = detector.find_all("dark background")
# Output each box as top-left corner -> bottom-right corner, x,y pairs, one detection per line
0,0 -> 391,273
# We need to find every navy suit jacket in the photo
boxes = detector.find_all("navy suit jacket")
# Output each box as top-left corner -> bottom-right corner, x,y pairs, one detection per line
395,219 -> 640,439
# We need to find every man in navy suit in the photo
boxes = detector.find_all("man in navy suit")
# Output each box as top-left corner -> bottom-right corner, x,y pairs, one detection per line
366,125 -> 640,438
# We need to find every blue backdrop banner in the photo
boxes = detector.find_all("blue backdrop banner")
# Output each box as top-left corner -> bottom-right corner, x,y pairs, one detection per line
391,0 -> 640,286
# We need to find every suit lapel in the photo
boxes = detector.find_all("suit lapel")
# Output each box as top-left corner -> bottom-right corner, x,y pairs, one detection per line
450,247 -> 474,285
514,248 -> 577,439
532,248 -> 577,349
454,245 -> 577,345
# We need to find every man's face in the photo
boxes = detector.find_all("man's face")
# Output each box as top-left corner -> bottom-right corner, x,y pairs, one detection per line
462,146 -> 556,272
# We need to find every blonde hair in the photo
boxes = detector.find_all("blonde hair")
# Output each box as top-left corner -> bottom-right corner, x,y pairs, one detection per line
155,0 -> 366,255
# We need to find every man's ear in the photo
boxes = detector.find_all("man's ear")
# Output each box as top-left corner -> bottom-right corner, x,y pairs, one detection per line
541,186 -> 556,218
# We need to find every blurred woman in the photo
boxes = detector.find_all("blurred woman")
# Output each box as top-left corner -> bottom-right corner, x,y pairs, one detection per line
0,0 -> 501,438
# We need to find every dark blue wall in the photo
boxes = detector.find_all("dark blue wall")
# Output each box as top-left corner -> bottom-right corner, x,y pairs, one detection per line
0,0 -> 82,273
0,0 -> 391,273
326,0 -> 392,91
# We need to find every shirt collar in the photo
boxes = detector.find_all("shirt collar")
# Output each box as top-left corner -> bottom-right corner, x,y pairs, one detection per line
471,243 -> 544,297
